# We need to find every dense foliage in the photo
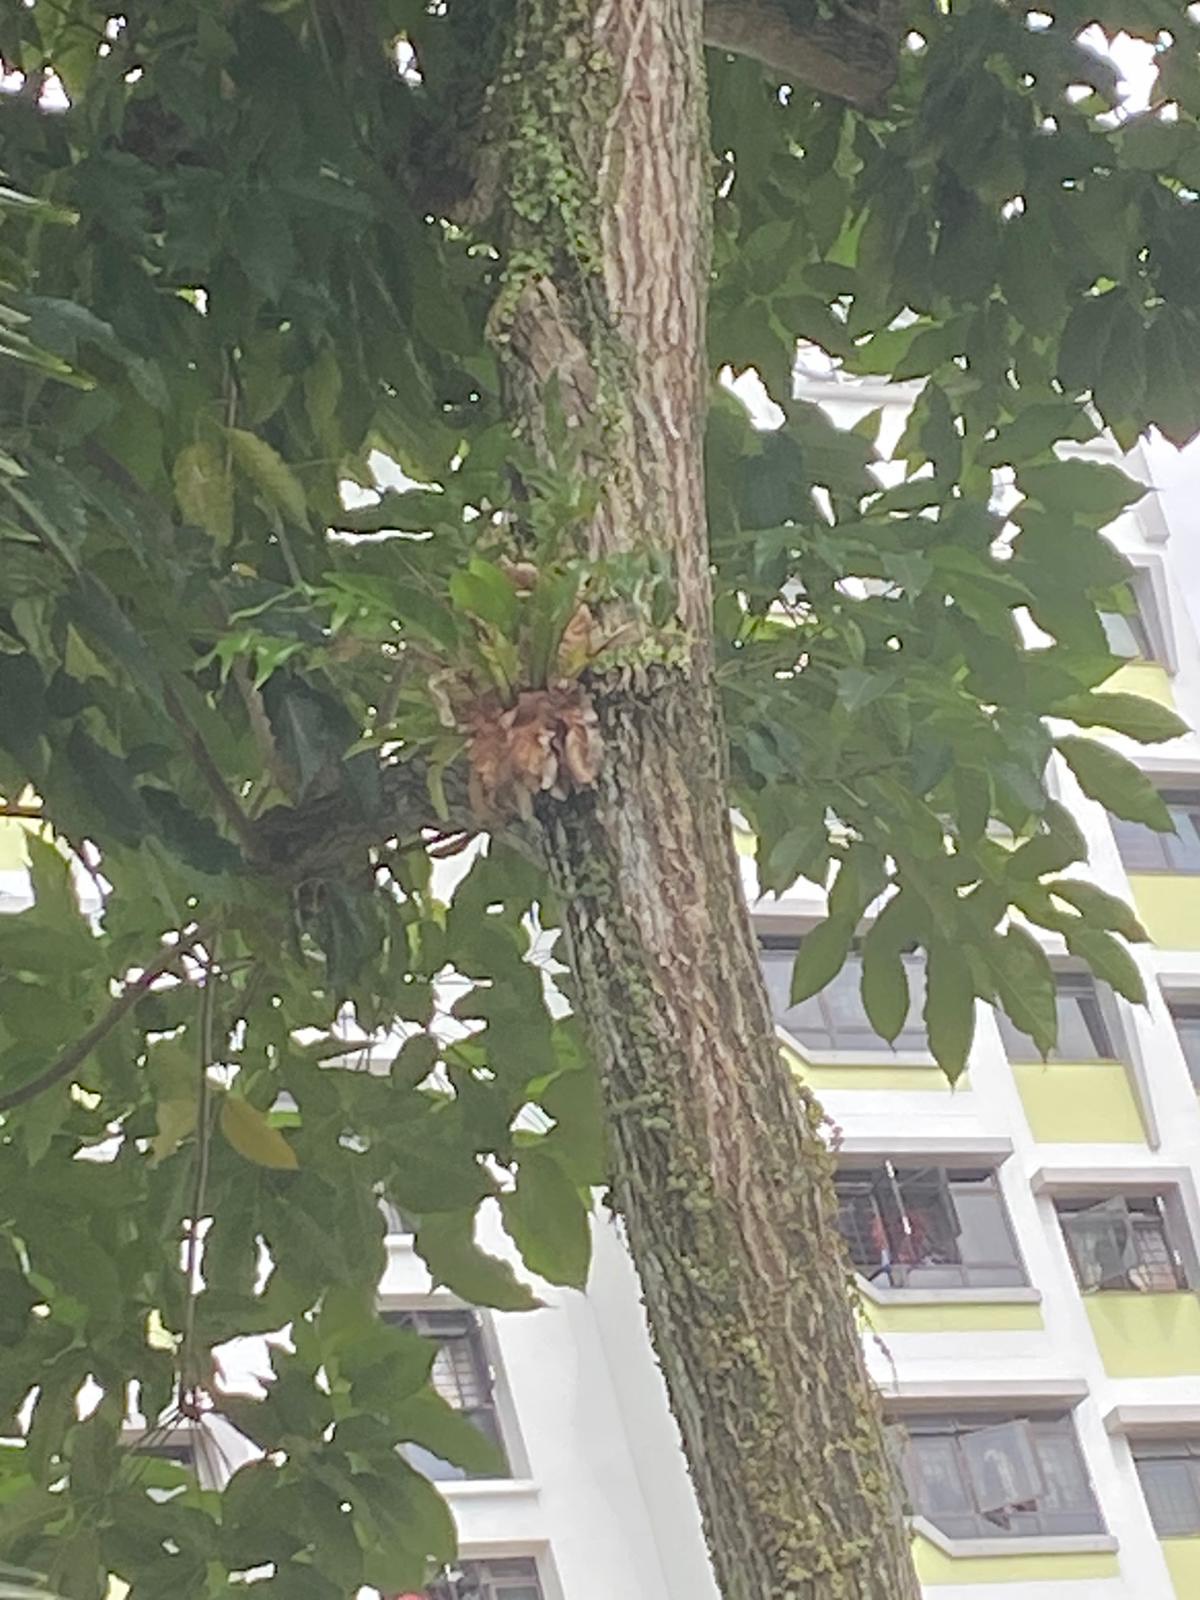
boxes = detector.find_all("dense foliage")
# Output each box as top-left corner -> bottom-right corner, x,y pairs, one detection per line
1,0 -> 1199,1594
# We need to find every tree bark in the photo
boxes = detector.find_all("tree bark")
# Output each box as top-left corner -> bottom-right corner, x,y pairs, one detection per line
491,3 -> 921,1596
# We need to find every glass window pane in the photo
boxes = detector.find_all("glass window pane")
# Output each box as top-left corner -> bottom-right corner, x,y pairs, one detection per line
424,1559 -> 543,1600
950,1178 -> 1024,1285
1057,1196 -> 1183,1294
1167,798 -> 1200,873
960,1421 -> 1044,1514
1113,814 -> 1172,872
1100,608 -> 1147,660
1117,793 -> 1200,874
1032,1428 -> 1103,1532
905,1435 -> 975,1519
1138,1457 -> 1200,1536
1059,1200 -> 1138,1291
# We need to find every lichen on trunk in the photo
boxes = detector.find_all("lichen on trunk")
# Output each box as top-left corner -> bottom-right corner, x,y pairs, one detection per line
488,2 -> 922,1595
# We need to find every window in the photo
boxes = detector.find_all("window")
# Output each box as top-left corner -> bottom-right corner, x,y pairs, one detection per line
383,1311 -> 508,1480
759,942 -> 928,1053
1135,1440 -> 1200,1537
1168,999 -> 1200,1090
1100,580 -> 1156,662
1055,1195 -> 1188,1293
897,1413 -> 1104,1540
390,1559 -> 543,1600
996,973 -> 1115,1062
834,1164 -> 1025,1290
1112,791 -> 1200,874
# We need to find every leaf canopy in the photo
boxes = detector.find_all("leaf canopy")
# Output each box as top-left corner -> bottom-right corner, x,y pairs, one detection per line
1,0 -> 1198,1592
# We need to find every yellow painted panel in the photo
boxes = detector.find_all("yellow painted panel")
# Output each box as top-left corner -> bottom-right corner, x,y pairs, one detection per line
1085,1292 -> 1200,1378
914,1535 -> 1119,1585
1103,660 -> 1177,710
1128,875 -> 1200,952
1164,1535 -> 1200,1600
1013,1060 -> 1145,1143
782,1043 -> 956,1093
0,817 -> 29,871
864,1301 -> 1043,1334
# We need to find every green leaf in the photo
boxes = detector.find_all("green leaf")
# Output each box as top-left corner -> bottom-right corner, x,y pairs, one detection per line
924,939 -> 975,1082
1018,461 -> 1143,519
1051,691 -> 1189,744
1062,924 -> 1146,1006
449,559 -> 519,634
140,787 -> 241,874
836,666 -> 892,713
500,1150 -> 591,1288
25,834 -> 78,930
173,440 -> 233,545
859,893 -> 916,1044
390,1388 -> 505,1477
150,1096 -> 197,1168
1056,735 -> 1173,831
788,916 -> 856,1007
1048,879 -> 1147,943
304,345 -> 343,443
220,1096 -> 300,1170
228,429 -> 308,524
413,1211 -> 540,1311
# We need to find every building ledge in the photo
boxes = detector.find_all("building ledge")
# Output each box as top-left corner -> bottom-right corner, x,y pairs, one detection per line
439,1478 -> 540,1502
1105,1404 -> 1200,1437
1032,1163 -> 1196,1196
859,1279 -> 1041,1307
912,1517 -> 1117,1560
838,1134 -> 1013,1163
882,1378 -> 1089,1411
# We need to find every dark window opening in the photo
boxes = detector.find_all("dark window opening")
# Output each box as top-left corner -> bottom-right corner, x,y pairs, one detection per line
759,942 -> 928,1054
389,1557 -> 543,1600
896,1413 -> 1104,1541
996,973 -> 1116,1062
1168,999 -> 1200,1090
1135,1441 -> 1200,1537
834,1164 -> 1025,1290
1056,1195 -> 1189,1294
1112,791 -> 1200,875
383,1310 -> 508,1480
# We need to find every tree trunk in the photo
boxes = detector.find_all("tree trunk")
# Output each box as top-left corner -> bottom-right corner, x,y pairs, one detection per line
491,3 -> 922,1596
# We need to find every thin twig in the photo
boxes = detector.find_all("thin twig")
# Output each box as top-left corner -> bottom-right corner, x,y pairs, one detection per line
0,930 -> 203,1112
181,949 -> 217,1409
0,805 -> 45,819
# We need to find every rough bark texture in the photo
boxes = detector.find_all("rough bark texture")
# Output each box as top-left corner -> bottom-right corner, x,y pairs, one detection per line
491,2 -> 922,1596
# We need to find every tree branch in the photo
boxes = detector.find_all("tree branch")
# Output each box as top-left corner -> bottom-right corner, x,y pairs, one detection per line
0,931 -> 202,1112
0,805 -> 45,820
704,0 -> 905,108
